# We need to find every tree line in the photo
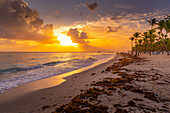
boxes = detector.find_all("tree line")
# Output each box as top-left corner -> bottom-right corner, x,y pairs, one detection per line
130,15 -> 170,56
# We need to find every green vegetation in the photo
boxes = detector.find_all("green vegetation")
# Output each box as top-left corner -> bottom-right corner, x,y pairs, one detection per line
130,15 -> 170,55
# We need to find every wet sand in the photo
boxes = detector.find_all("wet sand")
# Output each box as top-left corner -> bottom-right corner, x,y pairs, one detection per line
0,54 -> 121,113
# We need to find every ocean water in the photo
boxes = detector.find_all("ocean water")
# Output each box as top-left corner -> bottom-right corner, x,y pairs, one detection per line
0,52 -> 115,93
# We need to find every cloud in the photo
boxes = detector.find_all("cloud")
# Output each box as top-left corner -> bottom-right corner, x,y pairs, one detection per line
86,2 -> 98,11
80,32 -> 88,39
110,16 -> 124,21
114,3 -> 134,9
70,8 -> 169,51
54,10 -> 59,15
0,38 -> 39,51
54,10 -> 62,19
0,0 -> 58,44
106,26 -> 122,33
67,28 -> 89,44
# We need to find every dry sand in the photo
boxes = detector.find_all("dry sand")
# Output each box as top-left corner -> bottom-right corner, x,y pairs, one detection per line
0,54 -> 169,113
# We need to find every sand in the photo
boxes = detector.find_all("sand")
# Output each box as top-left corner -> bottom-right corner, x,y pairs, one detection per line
0,53 -> 169,113
0,54 -> 121,113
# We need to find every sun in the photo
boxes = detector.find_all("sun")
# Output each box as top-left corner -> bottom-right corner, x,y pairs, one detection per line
57,34 -> 78,47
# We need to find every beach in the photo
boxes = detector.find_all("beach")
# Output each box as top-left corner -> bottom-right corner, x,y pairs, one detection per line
0,53 -> 169,113
0,0 -> 170,113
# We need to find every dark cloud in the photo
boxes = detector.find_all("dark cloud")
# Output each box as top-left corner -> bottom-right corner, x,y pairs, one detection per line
110,16 -> 124,21
86,2 -> 98,11
0,0 -> 57,43
80,32 -> 88,39
67,28 -> 89,44
106,26 -> 122,33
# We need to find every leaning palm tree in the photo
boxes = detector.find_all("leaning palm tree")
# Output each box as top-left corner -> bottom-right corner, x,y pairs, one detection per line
133,32 -> 140,56
129,37 -> 134,55
147,18 -> 157,29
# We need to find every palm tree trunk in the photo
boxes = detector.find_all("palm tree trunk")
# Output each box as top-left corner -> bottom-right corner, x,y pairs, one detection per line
156,38 -> 160,53
144,44 -> 147,53
159,30 -> 164,54
147,42 -> 149,55
165,32 -> 169,55
162,38 -> 165,54
157,33 -> 161,53
150,38 -> 152,55
131,41 -> 133,55
135,39 -> 137,57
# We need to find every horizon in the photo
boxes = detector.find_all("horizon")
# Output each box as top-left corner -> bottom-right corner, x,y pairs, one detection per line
0,51 -> 116,53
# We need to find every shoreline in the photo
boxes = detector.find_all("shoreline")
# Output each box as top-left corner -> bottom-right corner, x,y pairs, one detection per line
0,53 -> 169,113
0,54 -> 115,94
0,54 -> 121,113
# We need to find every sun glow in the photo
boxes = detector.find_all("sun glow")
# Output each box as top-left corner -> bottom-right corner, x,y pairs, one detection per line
57,34 -> 78,47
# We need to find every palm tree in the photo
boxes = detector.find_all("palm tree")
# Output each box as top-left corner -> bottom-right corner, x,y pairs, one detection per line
157,20 -> 166,54
164,20 -> 170,39
129,16 -> 169,56
148,29 -> 156,55
164,20 -> 170,55
147,18 -> 157,29
138,39 -> 143,54
165,15 -> 170,21
133,32 -> 140,56
143,32 -> 149,53
129,37 -> 134,55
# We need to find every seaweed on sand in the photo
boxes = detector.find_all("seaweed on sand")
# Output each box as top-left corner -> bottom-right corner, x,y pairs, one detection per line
52,88 -> 110,113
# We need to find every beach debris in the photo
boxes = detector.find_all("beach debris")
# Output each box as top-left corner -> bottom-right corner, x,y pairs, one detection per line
113,104 -> 122,108
122,74 -> 126,78
132,98 -> 144,101
40,97 -> 45,100
52,104 -> 57,107
114,108 -> 128,113
127,100 -> 136,107
91,73 -> 96,75
68,96 -> 72,98
53,87 -> 109,113
41,105 -> 51,111
52,53 -> 170,113
80,89 -> 84,92
144,92 -> 159,102
101,70 -> 105,73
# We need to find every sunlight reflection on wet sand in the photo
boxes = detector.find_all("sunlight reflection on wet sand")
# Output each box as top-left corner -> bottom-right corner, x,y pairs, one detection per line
0,54 -> 115,102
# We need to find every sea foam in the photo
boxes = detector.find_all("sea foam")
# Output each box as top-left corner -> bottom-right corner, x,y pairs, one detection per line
0,53 -> 114,93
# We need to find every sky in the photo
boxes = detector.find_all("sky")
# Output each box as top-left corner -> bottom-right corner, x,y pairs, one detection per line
0,0 -> 170,52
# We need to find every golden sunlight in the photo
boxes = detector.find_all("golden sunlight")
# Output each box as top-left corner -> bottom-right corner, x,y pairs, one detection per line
57,34 -> 78,47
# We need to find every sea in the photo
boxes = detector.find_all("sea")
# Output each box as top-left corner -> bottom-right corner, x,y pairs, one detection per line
0,52 -> 115,93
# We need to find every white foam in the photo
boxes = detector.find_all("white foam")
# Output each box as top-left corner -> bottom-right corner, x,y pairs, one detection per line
0,54 -> 114,93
